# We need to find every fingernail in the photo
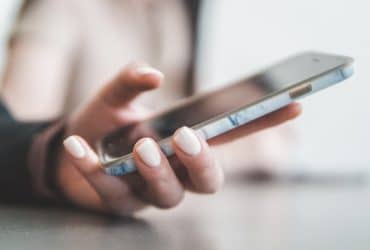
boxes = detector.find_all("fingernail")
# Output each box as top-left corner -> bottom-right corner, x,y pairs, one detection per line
174,127 -> 201,156
136,138 -> 161,168
136,66 -> 164,79
63,136 -> 86,159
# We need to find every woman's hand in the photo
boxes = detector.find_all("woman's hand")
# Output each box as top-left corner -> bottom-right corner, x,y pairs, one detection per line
57,63 -> 301,216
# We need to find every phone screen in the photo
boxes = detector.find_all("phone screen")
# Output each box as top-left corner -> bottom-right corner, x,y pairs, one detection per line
100,52 -> 350,161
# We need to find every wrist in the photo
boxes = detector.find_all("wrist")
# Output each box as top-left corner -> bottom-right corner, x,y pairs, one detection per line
27,119 -> 68,202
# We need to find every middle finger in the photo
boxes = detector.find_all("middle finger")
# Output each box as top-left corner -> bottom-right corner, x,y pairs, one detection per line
133,138 -> 185,209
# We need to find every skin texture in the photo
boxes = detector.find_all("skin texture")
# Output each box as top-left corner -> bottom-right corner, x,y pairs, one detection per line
58,62 -> 302,216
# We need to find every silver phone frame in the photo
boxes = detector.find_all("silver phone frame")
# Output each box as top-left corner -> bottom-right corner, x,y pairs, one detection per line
98,52 -> 354,176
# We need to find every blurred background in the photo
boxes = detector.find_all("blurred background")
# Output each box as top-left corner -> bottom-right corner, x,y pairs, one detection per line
0,1 -> 369,249
0,0 -> 368,173
197,0 -> 369,173
0,1 -> 20,72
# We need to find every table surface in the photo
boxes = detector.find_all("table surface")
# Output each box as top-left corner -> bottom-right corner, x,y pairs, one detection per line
1,179 -> 370,250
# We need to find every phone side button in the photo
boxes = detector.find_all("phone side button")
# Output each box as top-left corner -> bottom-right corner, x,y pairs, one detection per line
289,83 -> 312,99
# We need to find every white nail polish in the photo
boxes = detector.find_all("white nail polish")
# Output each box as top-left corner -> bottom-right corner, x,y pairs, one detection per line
63,136 -> 86,159
174,127 -> 201,156
136,66 -> 164,79
136,139 -> 161,168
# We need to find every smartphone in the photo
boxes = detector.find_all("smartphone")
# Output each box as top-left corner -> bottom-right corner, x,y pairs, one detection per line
97,51 -> 354,176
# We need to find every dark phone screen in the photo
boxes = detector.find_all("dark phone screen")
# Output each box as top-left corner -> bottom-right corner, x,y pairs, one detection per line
101,52 -> 349,160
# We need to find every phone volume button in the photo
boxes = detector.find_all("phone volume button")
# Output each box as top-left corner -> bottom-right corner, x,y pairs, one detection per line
289,82 -> 312,99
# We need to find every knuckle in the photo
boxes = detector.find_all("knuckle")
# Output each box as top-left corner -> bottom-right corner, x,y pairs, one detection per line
200,182 -> 222,194
104,194 -> 130,212
144,170 -> 168,184
153,180 -> 185,209
156,192 -> 184,209
196,163 -> 225,194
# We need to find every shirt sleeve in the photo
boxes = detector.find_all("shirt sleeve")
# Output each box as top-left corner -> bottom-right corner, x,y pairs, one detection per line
0,102 -> 65,203
27,120 -> 66,201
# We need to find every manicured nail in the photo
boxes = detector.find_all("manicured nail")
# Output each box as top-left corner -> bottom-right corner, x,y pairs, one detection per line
174,127 -> 201,156
136,138 -> 161,168
136,66 -> 164,79
63,136 -> 86,159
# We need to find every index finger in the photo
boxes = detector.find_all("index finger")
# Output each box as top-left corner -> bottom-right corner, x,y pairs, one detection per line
63,135 -> 145,215
99,62 -> 164,108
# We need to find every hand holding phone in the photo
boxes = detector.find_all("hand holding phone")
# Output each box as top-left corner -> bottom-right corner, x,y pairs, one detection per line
99,52 -> 353,176
59,62 -> 301,215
